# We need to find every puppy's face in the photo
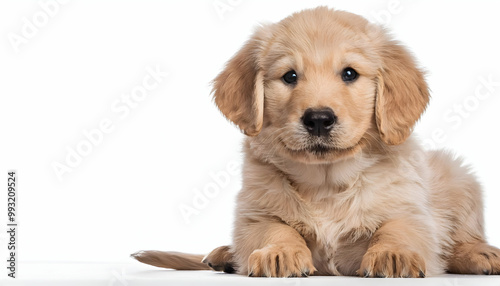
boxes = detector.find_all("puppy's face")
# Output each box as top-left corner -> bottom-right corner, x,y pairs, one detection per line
261,13 -> 380,163
213,8 -> 429,164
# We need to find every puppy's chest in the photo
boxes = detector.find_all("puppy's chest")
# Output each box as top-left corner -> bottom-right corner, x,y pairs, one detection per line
285,181 -> 379,252
303,187 -> 374,239
289,184 -> 378,275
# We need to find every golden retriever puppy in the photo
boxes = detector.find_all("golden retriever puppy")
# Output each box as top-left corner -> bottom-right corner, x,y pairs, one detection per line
132,7 -> 500,277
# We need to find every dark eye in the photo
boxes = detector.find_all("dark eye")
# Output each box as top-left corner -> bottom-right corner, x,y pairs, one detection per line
282,70 -> 298,84
341,67 -> 358,82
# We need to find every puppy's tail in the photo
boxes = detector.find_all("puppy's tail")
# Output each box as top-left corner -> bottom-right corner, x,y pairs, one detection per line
131,250 -> 211,270
132,246 -> 236,273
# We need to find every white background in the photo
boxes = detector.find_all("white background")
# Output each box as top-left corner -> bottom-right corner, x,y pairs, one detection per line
0,0 -> 499,273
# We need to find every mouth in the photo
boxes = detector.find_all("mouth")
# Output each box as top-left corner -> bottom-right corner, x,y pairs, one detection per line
272,127 -> 365,162
282,141 -> 358,157
307,144 -> 334,155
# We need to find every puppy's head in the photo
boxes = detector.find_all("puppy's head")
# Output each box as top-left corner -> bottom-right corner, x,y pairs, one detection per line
213,7 -> 429,164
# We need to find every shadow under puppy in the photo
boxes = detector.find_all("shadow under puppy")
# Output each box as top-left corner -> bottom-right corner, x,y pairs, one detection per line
132,7 -> 500,277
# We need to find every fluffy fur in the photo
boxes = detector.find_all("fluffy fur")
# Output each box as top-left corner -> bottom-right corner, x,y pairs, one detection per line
132,7 -> 500,277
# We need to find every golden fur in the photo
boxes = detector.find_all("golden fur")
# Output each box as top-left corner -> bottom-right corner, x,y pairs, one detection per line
132,7 -> 500,277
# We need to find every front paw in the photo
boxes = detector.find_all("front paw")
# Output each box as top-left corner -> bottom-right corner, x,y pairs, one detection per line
248,244 -> 316,277
360,247 -> 426,278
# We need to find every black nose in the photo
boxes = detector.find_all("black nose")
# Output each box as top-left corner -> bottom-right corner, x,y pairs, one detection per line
302,108 -> 337,137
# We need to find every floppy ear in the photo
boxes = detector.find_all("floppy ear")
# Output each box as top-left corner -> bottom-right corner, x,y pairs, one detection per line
212,27 -> 267,136
375,41 -> 430,145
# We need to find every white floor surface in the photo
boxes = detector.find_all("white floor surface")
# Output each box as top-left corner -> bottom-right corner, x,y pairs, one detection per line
2,262 -> 500,286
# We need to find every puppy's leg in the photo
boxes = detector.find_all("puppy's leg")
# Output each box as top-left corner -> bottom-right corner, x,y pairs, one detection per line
443,188 -> 500,275
233,219 -> 316,277
427,151 -> 500,274
202,245 -> 236,273
441,175 -> 500,275
447,241 -> 500,275
359,217 -> 435,278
